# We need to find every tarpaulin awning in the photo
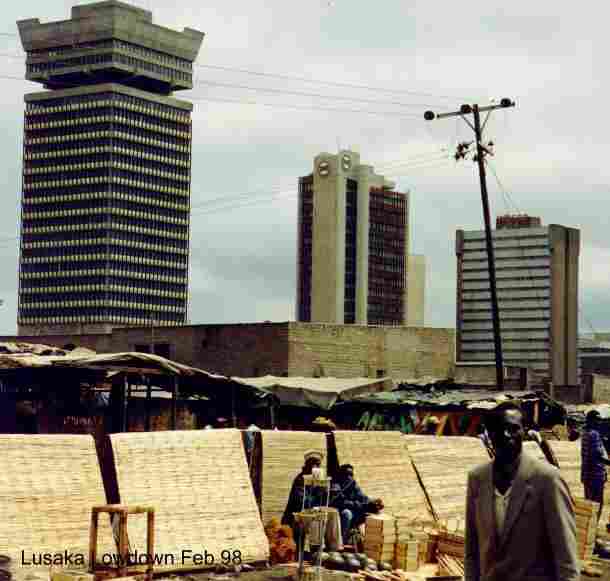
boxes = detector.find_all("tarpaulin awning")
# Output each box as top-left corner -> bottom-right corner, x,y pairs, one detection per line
230,375 -> 394,410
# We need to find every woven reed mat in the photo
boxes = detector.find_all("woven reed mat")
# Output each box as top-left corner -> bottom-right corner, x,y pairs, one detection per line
110,429 -> 269,568
332,431 -> 431,519
523,441 -> 547,462
404,435 -> 489,524
545,440 -> 610,535
547,440 -> 584,499
261,430 -> 326,525
0,435 -> 114,579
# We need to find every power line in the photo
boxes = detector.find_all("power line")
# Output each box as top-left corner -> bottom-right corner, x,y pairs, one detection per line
190,79 -> 434,110
486,159 -> 521,214
189,93 -> 424,119
0,40 -> 478,103
194,63 -> 476,102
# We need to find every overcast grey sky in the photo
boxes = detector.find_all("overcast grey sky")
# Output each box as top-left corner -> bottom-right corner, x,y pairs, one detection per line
0,0 -> 607,334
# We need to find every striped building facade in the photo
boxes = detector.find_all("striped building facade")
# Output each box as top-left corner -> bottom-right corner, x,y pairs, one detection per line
16,1 -> 204,335
456,216 -> 580,386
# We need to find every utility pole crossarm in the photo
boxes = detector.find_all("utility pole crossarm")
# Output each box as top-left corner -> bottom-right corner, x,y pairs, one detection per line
424,98 -> 516,390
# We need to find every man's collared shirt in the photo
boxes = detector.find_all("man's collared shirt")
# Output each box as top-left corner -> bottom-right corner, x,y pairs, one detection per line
494,486 -> 512,538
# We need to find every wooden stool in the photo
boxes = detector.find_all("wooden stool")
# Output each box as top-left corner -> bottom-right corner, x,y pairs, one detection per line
89,504 -> 155,581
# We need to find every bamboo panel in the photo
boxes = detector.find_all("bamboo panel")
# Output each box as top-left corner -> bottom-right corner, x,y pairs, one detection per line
547,441 -> 585,500
333,431 -> 431,519
0,435 -> 114,580
574,498 -> 599,561
110,429 -> 269,568
523,441 -> 547,462
404,435 -> 489,526
547,440 -> 610,537
261,431 -> 326,525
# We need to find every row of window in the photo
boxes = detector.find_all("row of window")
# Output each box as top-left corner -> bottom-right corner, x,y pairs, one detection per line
23,236 -> 187,256
25,115 -> 190,141
19,316 -> 183,326
25,142 -> 190,165
28,52 -> 191,83
22,220 -> 188,240
22,243 -> 187,263
21,283 -> 186,297
23,192 -> 189,214
21,294 -> 186,308
23,228 -> 188,249
25,161 -> 190,183
24,174 -> 189,196
25,151 -> 189,172
24,187 -> 189,209
23,206 -> 188,228
21,276 -> 186,294
26,97 -> 191,125
26,90 -> 191,113
19,311 -> 185,325
25,128 -> 190,151
22,252 -> 188,270
21,266 -> 187,284
29,40 -> 192,70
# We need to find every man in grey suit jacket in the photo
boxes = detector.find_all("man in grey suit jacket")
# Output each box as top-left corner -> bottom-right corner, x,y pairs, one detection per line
465,401 -> 579,581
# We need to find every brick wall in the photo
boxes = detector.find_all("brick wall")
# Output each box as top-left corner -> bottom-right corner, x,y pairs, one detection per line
1,322 -> 455,381
592,374 -> 610,404
287,323 -> 454,380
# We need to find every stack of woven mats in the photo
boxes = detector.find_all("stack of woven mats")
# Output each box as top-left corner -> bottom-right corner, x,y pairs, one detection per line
109,429 -> 269,569
404,435 -> 489,526
0,435 -> 114,580
260,430 -> 326,525
333,431 -> 431,519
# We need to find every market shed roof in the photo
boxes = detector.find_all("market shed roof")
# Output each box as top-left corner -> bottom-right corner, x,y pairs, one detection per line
231,375 -> 393,410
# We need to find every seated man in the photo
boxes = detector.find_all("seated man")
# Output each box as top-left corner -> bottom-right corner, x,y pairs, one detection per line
282,450 -> 342,553
330,464 -> 383,545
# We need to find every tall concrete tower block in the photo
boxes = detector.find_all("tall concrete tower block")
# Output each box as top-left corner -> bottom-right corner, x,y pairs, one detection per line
297,150 -> 410,326
456,215 -> 580,387
406,255 -> 425,326
16,2 -> 204,335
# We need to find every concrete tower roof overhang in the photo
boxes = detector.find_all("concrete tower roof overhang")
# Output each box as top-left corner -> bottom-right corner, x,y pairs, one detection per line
17,1 -> 204,62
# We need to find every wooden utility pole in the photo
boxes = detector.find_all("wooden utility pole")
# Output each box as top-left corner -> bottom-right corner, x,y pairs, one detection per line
424,98 -> 515,389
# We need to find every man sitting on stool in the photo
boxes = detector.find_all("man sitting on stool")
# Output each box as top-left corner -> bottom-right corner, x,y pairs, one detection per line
331,464 -> 384,545
282,450 -> 343,553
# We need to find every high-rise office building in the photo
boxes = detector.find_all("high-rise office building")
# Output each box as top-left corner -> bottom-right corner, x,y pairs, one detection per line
297,150 -> 409,326
16,1 -> 204,335
456,215 -> 580,386
406,254 -> 425,326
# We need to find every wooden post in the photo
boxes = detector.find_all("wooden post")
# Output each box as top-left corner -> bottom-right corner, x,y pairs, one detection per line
171,376 -> 178,430
146,509 -> 155,581
89,509 -> 98,573
118,510 -> 128,577
145,377 -> 152,432
121,374 -> 129,432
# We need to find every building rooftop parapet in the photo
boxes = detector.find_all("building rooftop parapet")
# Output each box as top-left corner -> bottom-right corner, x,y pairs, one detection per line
17,1 -> 204,92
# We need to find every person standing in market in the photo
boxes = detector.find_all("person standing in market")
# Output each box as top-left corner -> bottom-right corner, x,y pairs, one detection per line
581,410 -> 610,522
465,401 -> 578,581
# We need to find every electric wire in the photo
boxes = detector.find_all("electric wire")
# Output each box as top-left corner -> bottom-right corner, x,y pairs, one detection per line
189,79 -> 433,110
486,159 -> 520,213
0,38 -> 476,103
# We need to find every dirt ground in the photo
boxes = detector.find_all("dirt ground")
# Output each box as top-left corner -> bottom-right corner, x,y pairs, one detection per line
180,564 -> 441,581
